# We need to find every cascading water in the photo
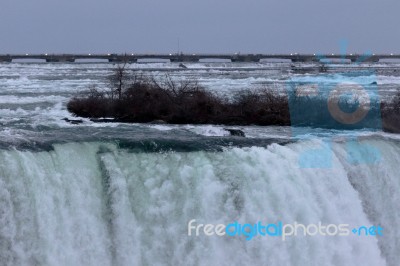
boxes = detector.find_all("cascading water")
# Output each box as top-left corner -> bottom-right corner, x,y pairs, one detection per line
0,139 -> 398,266
1,62 -> 400,265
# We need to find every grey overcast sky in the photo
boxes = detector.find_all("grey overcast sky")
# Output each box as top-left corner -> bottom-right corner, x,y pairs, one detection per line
0,0 -> 399,54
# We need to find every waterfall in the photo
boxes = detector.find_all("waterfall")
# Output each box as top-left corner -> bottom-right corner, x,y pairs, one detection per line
0,139 -> 397,266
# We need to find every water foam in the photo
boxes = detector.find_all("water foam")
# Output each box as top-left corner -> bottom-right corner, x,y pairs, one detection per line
0,140 -> 396,265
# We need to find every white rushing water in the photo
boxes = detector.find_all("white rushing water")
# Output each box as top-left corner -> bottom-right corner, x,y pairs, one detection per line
0,139 -> 398,266
1,62 -> 400,265
0,62 -> 399,133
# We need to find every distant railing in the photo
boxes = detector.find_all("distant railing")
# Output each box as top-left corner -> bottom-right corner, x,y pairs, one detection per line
0,53 -> 398,63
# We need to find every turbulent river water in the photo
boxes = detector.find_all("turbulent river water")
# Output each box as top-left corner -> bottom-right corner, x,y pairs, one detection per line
0,61 -> 399,266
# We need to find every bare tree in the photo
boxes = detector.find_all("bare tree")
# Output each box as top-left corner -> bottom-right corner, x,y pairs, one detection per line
109,54 -> 130,100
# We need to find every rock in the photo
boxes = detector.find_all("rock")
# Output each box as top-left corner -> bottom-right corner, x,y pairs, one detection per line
90,118 -> 116,123
62,118 -> 83,124
149,120 -> 167,124
224,128 -> 245,137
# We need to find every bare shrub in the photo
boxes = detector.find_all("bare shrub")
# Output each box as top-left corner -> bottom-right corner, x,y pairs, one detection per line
67,66 -> 400,130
